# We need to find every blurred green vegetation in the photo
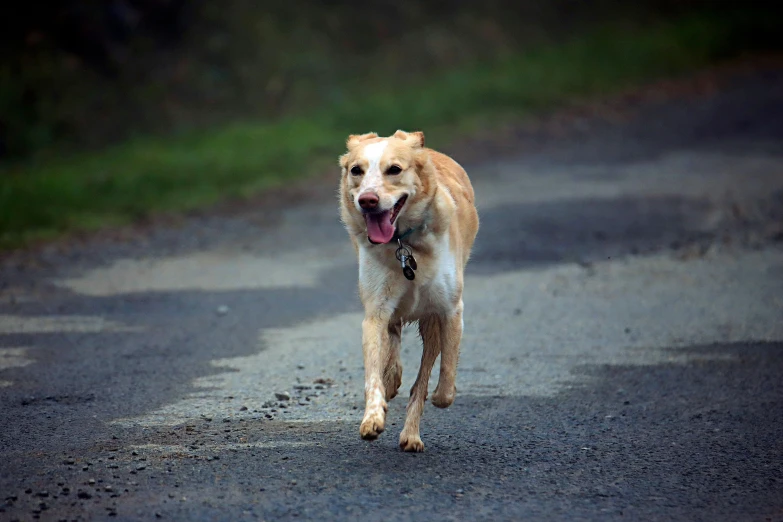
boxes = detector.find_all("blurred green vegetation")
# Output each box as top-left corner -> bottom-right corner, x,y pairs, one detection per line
1,2 -> 781,249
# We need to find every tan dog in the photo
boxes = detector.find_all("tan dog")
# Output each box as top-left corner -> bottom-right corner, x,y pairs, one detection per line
338,130 -> 479,452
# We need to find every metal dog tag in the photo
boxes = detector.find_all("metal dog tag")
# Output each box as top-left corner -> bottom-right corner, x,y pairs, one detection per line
396,239 -> 417,281
398,254 -> 414,280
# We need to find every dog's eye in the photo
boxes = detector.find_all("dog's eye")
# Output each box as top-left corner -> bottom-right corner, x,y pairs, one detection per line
387,165 -> 402,175
350,165 -> 363,176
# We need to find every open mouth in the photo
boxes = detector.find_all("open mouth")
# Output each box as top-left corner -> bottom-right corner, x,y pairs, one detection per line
364,195 -> 408,244
389,195 -> 407,225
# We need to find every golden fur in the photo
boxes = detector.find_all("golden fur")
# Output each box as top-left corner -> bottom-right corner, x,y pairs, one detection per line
338,130 -> 479,452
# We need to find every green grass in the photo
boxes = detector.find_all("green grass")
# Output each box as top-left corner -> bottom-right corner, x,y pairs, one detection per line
0,11 -> 773,249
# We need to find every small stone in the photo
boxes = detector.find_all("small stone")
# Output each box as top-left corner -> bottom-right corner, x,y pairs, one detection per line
222,418 -> 231,423
136,465 -> 146,471
104,486 -> 113,492
37,491 -> 49,497
297,364 -> 305,370
88,479 -> 95,485
63,459 -> 75,465
77,491 -> 92,499
313,378 -> 334,385
216,305 -> 230,316
239,406 -> 248,411
290,480 -> 297,485
275,392 -> 291,401
155,512 -> 163,518
131,451 -> 138,456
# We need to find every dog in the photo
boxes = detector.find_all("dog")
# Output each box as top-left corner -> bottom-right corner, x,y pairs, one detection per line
338,130 -> 479,452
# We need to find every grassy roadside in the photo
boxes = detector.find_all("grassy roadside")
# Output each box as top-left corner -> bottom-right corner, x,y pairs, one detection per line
0,10 -> 778,250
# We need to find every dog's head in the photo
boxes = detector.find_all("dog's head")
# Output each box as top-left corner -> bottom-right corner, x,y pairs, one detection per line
339,130 -> 434,244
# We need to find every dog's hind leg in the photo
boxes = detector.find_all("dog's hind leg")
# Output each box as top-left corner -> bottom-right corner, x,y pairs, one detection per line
383,321 -> 403,401
359,316 -> 390,440
431,300 -> 463,408
399,316 -> 441,452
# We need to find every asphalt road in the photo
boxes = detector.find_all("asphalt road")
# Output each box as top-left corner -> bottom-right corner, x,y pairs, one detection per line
1,65 -> 782,522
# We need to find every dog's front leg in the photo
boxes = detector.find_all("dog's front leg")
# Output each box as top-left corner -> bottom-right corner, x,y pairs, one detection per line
399,315 -> 442,452
360,315 -> 390,440
383,321 -> 403,401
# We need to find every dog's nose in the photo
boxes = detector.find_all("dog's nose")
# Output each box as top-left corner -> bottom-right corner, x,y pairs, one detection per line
358,192 -> 379,210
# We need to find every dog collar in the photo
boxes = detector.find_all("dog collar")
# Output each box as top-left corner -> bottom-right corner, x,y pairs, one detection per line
392,227 -> 417,242
365,226 -> 420,280
367,225 -> 421,245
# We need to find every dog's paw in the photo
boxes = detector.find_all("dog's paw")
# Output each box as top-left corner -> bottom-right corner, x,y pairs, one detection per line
359,411 -> 386,440
399,432 -> 425,453
383,362 -> 403,401
431,384 -> 455,408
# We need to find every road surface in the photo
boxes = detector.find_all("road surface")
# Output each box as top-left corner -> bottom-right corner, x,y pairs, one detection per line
1,65 -> 782,521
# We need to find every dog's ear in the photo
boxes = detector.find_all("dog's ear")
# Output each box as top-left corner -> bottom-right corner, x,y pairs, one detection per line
393,129 -> 425,148
346,132 -> 378,149
338,152 -> 350,170
392,130 -> 409,141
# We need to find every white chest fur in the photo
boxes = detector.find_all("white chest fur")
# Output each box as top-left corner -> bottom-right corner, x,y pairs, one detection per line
358,232 -> 459,320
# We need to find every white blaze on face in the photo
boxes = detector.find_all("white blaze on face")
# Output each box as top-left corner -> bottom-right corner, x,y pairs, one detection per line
357,140 -> 388,197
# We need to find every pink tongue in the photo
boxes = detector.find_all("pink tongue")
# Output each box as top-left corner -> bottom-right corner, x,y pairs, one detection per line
365,211 -> 395,244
